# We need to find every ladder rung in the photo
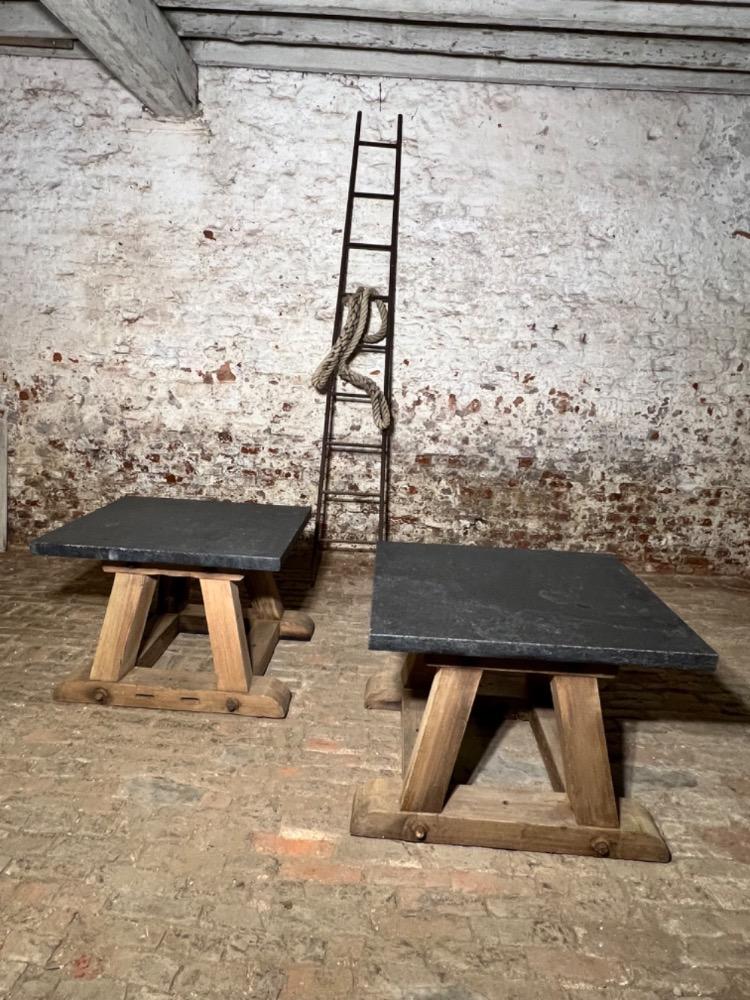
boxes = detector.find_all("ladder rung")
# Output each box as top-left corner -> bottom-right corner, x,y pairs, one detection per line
340,292 -> 389,302
329,442 -> 382,454
359,344 -> 386,354
325,494 -> 380,504
323,539 -> 378,549
353,191 -> 395,200
348,242 -> 392,252
358,140 -> 397,149
325,491 -> 380,499
335,392 -> 371,402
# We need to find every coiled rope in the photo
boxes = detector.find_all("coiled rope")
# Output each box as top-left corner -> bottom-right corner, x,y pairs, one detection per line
311,285 -> 391,430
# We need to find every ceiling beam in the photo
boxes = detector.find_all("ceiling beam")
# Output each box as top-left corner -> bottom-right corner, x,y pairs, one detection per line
169,11 -> 750,71
40,0 -> 198,118
157,0 -> 750,39
190,40 -> 750,95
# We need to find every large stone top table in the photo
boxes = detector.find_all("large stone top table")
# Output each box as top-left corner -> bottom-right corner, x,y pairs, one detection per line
31,495 -> 310,572
369,541 -> 717,671
31,495 -> 313,720
353,540 -> 718,864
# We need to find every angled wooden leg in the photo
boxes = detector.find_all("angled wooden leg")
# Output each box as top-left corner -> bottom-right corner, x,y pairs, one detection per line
136,576 -> 189,668
551,674 -> 619,829
364,653 -> 430,712
400,666 -> 482,813
245,571 -> 315,643
90,572 -> 157,681
56,565 -> 292,719
200,578 -> 253,692
353,662 -> 668,860
530,706 -> 566,793
136,613 -> 181,668
245,571 -> 283,620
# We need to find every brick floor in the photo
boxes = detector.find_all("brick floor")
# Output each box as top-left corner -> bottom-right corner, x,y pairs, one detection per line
0,548 -> 749,999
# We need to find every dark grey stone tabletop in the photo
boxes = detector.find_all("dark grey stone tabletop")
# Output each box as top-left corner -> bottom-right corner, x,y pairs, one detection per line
370,542 -> 718,671
30,496 -> 310,572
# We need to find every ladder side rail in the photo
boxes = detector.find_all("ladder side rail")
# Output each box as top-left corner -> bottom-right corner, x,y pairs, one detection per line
312,111 -> 363,562
378,113 -> 403,541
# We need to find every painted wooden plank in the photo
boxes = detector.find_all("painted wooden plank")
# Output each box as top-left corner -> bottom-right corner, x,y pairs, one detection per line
157,1 -> 750,39
169,11 -> 750,70
0,1 -> 72,37
189,40 -> 750,94
0,41 -> 91,58
40,0 -> 198,118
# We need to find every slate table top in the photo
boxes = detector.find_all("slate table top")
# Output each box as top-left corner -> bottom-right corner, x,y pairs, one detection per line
30,496 -> 311,572
369,542 -> 718,671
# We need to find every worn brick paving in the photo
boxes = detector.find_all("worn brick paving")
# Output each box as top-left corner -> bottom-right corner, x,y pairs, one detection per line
0,549 -> 749,999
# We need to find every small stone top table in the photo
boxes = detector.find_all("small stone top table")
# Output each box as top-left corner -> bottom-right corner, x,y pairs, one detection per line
31,496 -> 315,719
352,541 -> 718,862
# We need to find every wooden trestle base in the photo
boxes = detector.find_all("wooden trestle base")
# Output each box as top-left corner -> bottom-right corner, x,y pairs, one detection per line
352,654 -> 670,862
54,564 -> 315,718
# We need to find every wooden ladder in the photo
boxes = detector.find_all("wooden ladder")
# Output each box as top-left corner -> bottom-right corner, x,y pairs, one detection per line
311,111 -> 403,574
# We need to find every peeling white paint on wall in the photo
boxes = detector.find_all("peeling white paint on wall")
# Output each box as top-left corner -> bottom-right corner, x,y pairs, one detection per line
1,57 -> 748,573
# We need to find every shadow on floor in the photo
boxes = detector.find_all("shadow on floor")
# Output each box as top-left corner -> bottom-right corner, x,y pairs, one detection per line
449,668 -> 750,799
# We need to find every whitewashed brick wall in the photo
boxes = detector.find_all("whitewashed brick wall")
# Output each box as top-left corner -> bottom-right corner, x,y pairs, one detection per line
1,57 -> 748,572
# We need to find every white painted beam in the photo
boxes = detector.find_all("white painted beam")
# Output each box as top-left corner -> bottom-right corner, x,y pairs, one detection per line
169,11 -> 750,71
6,0 -> 750,94
157,0 -> 750,39
40,0 -> 198,118
189,38 -> 750,94
0,2 -> 72,38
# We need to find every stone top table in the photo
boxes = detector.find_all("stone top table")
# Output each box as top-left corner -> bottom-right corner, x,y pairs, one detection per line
31,496 -> 314,719
31,495 -> 309,572
353,541 -> 718,863
369,541 -> 717,669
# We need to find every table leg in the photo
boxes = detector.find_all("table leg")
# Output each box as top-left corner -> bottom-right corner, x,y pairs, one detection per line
90,572 -> 156,682
529,706 -> 565,793
54,565 -> 298,719
400,666 -> 483,812
352,656 -> 670,861
244,571 -> 315,643
200,578 -> 253,692
245,571 -> 283,620
136,576 -> 190,668
551,674 -> 619,829
364,653 -> 431,711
